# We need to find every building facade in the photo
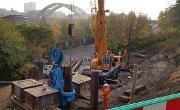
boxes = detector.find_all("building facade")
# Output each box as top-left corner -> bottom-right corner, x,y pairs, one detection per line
2,15 -> 27,25
24,2 -> 36,13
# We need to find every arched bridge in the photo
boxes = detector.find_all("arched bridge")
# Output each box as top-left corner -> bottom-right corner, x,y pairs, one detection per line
38,3 -> 89,19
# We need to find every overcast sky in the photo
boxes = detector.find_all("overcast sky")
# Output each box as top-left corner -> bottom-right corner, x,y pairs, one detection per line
0,0 -> 176,20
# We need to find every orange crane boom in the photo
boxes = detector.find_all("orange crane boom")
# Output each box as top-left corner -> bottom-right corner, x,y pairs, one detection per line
91,0 -> 123,71
96,0 -> 107,55
91,0 -> 109,70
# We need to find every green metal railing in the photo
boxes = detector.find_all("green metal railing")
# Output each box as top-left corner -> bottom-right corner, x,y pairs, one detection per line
111,93 -> 180,110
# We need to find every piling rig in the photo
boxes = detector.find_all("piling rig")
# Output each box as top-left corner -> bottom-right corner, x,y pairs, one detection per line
85,0 -> 130,82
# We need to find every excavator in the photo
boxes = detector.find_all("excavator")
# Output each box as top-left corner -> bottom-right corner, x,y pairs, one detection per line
90,0 -> 128,80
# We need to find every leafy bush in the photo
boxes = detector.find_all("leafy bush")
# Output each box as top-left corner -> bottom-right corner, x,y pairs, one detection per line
107,37 -> 119,54
0,19 -> 27,80
107,35 -> 161,54
16,24 -> 54,60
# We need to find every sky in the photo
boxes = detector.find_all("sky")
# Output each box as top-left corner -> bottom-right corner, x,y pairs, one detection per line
0,0 -> 176,20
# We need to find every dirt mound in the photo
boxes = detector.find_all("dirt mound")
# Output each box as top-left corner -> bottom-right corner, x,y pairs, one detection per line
170,66 -> 180,82
133,47 -> 180,102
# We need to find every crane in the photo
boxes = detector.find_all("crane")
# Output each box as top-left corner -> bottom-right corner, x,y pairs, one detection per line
91,0 -> 122,71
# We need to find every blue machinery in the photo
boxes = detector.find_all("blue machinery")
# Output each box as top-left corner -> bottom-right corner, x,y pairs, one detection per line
49,47 -> 75,107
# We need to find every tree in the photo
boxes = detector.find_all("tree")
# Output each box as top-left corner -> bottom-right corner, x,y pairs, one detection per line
51,22 -> 61,43
107,12 -> 124,38
135,14 -> 151,39
174,0 -> 180,27
16,24 -> 53,59
157,0 -> 180,47
157,0 -> 180,37
106,11 -> 151,45
74,20 -> 84,38
59,19 -> 69,42
0,19 -> 27,80
126,11 -> 136,41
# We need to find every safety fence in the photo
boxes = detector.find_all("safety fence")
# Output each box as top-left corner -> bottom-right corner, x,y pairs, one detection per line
111,93 -> 180,110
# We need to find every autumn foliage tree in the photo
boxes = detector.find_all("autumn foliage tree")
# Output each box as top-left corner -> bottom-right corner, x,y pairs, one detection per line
107,11 -> 151,42
106,11 -> 151,52
157,0 -> 180,46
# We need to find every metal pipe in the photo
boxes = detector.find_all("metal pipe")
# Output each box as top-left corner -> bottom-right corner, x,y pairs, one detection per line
72,60 -> 82,72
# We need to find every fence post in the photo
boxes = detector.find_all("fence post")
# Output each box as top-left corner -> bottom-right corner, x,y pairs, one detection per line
129,64 -> 138,104
90,70 -> 100,110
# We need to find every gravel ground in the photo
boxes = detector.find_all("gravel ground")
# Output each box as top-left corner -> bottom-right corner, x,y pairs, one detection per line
0,85 -> 12,110
63,45 -> 95,62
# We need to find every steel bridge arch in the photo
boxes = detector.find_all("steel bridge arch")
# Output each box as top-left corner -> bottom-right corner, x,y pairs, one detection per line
38,3 -> 88,19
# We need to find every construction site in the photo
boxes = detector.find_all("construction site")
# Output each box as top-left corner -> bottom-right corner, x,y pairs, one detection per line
0,0 -> 180,110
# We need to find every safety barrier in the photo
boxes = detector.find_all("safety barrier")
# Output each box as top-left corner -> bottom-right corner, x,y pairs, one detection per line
111,93 -> 180,110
